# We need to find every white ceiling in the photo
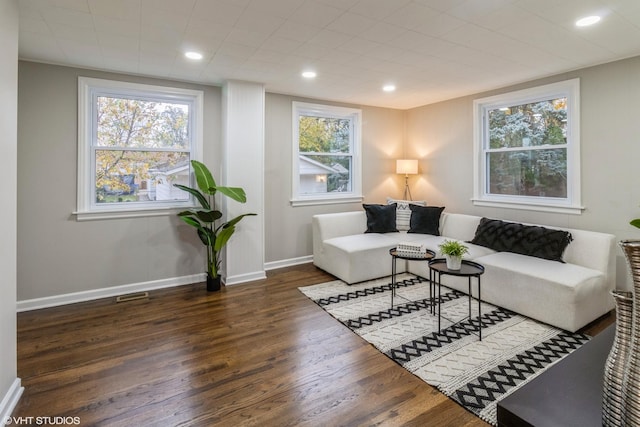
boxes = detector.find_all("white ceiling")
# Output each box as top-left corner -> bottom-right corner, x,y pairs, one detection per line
18,0 -> 640,109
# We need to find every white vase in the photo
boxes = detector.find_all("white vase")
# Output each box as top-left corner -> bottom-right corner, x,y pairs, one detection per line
446,255 -> 462,270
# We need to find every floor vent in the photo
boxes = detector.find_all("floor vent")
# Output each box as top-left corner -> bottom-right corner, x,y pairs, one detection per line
116,292 -> 149,303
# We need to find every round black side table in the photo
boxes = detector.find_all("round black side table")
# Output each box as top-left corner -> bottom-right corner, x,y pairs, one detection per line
389,248 -> 435,307
428,258 -> 485,340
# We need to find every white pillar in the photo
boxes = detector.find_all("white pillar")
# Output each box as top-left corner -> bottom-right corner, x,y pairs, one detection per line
221,80 -> 266,285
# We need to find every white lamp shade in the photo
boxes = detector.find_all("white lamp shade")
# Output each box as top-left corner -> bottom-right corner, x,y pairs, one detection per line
396,159 -> 418,175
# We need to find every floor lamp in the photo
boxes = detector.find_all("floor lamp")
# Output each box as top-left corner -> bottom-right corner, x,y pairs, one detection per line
396,159 -> 418,200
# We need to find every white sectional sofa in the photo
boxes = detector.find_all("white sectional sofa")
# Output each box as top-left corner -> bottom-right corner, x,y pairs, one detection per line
312,210 -> 616,332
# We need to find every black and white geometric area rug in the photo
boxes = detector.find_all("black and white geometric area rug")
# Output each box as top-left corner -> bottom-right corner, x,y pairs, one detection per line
299,273 -> 590,426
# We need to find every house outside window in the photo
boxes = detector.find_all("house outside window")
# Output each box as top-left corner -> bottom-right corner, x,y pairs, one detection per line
291,101 -> 362,206
76,77 -> 203,220
473,79 -> 583,214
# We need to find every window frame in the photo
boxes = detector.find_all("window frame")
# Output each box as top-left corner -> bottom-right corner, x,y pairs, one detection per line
291,101 -> 363,206
472,79 -> 583,214
76,77 -> 204,221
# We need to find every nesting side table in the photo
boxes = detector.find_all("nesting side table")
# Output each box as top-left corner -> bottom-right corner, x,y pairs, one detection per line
428,258 -> 485,340
389,248 -> 435,307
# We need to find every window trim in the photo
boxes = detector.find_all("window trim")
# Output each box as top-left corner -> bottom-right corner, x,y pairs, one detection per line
75,77 -> 204,221
291,101 -> 363,207
472,79 -> 583,215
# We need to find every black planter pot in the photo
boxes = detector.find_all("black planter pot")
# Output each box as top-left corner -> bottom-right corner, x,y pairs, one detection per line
206,274 -> 222,292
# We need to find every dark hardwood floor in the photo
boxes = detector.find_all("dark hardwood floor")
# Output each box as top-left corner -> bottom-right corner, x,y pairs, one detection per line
14,263 -> 614,426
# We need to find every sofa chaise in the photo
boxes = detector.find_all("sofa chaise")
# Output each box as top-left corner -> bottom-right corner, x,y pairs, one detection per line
312,209 -> 616,332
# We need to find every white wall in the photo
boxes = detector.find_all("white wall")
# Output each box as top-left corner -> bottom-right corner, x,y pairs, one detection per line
17,61 -> 408,301
264,93 -> 406,265
17,62 -> 221,301
406,56 -> 640,290
20,54 -> 640,301
0,0 -> 22,418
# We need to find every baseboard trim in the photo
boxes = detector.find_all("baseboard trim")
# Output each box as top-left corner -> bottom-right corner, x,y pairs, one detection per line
264,255 -> 313,271
0,378 -> 24,422
17,274 -> 206,312
17,257 -> 315,311
225,270 -> 267,286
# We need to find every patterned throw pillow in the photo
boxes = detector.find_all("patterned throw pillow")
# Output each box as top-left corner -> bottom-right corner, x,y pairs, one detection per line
387,198 -> 426,231
363,203 -> 399,233
470,217 -> 573,262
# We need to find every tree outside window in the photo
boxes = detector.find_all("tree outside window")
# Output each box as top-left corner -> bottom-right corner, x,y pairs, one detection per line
486,97 -> 567,198
95,96 -> 191,204
298,115 -> 352,194
473,79 -> 582,214
77,77 -> 203,220
292,102 -> 362,206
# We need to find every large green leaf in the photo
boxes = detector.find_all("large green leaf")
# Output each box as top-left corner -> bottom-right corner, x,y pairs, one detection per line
195,210 -> 223,223
179,216 -> 209,247
192,160 -> 217,195
177,210 -> 197,219
631,219 -> 640,229
217,186 -> 247,203
223,213 -> 256,229
178,215 -> 201,229
174,184 -> 210,209
214,225 -> 235,251
197,227 -> 213,246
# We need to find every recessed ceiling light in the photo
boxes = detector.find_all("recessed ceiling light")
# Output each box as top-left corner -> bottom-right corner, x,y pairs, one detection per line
383,84 -> 396,92
302,70 -> 317,79
185,51 -> 203,60
575,15 -> 601,27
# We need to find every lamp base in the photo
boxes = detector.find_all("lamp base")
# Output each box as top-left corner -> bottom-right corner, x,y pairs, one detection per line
403,175 -> 412,201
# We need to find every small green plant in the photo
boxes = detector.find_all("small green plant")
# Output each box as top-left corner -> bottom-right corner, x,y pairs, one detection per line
438,240 -> 469,257
632,219 -> 640,229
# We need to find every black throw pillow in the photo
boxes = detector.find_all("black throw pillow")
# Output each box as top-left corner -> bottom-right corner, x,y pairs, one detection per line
407,205 -> 445,235
470,218 -> 516,252
470,217 -> 573,262
363,203 -> 398,233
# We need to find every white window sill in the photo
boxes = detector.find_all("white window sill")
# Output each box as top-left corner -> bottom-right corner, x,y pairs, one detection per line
290,195 -> 363,207
73,206 -> 189,221
471,198 -> 585,215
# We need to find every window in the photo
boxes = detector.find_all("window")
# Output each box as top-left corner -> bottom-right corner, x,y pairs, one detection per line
291,102 -> 362,206
77,77 -> 203,220
473,79 -> 583,214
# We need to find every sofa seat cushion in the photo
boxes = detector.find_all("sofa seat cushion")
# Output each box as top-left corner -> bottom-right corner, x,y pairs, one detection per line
478,252 -> 603,299
325,233 -> 400,253
471,252 -> 606,331
458,242 -> 497,260
397,233 -> 447,252
321,233 -> 403,283
405,240 -> 496,278
400,234 -> 495,258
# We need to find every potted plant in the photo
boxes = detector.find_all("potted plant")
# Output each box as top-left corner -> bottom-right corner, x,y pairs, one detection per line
174,160 -> 256,292
439,239 -> 469,270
